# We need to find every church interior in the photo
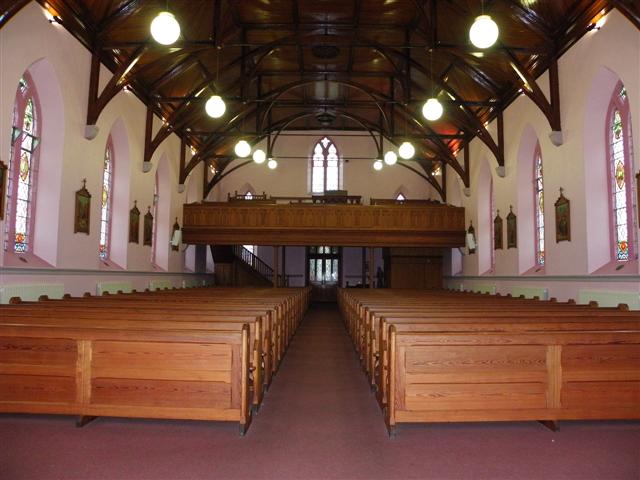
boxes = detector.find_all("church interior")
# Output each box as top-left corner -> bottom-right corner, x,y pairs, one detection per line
0,1 -> 639,478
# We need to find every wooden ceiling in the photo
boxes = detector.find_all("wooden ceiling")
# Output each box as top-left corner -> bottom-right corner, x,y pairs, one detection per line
2,0 -> 639,195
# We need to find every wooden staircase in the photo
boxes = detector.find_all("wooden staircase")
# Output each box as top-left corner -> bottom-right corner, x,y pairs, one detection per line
211,245 -> 285,286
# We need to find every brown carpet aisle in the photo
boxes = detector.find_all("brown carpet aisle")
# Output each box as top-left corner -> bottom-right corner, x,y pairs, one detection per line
1,304 -> 638,480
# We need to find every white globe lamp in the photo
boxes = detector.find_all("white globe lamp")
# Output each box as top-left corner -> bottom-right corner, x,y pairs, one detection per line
398,141 -> 415,160
469,15 -> 499,49
422,98 -> 443,121
267,158 -> 278,170
252,149 -> 266,164
384,151 -> 398,166
150,12 -> 181,45
373,159 -> 383,171
234,140 -> 251,158
205,95 -> 226,118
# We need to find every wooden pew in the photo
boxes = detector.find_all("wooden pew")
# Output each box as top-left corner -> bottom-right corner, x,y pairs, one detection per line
0,322 -> 252,434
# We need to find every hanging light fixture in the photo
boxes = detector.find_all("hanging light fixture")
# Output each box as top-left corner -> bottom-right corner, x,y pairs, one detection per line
252,149 -> 266,164
423,47 -> 443,121
150,11 -> 181,45
422,98 -> 443,121
267,158 -> 278,170
384,151 -> 398,166
373,159 -> 384,171
234,140 -> 251,158
398,141 -> 415,160
469,15 -> 499,49
205,95 -> 225,118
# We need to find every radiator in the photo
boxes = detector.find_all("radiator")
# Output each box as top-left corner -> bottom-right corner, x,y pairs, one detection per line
96,281 -> 133,295
0,283 -> 65,303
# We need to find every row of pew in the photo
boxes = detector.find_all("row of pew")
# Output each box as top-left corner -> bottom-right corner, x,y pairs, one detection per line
0,286 -> 311,435
338,288 -> 640,436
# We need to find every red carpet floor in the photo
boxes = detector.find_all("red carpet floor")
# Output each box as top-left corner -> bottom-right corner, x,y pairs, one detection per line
1,304 -> 639,480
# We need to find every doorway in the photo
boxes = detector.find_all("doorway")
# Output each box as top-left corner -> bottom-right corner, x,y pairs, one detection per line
307,246 -> 341,302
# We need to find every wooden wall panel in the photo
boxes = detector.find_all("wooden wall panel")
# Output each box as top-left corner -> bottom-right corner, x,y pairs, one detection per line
183,203 -> 465,247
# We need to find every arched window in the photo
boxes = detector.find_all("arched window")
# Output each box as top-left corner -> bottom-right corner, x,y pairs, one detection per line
243,191 -> 255,254
5,74 -> 41,253
533,144 -> 545,266
311,137 -> 340,193
607,84 -> 634,262
151,170 -> 159,264
490,177 -> 495,271
99,138 -> 114,259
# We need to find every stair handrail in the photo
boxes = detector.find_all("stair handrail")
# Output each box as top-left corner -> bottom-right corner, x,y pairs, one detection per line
232,245 -> 274,280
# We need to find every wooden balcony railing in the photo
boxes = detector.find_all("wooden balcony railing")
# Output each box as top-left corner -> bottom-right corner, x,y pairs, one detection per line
183,202 -> 465,247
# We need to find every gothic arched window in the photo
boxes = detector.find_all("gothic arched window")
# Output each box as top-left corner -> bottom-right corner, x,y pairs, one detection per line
533,144 -> 545,266
311,137 -> 340,193
99,137 -> 114,259
5,73 -> 41,253
607,83 -> 634,262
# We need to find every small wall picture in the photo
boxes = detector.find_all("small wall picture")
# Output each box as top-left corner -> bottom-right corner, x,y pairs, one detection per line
0,160 -> 7,220
554,188 -> 571,242
129,200 -> 140,243
143,206 -> 153,246
74,179 -> 91,234
494,210 -> 503,250
506,206 -> 517,249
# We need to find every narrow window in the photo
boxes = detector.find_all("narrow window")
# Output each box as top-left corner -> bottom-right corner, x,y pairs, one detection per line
311,137 -> 340,193
608,84 -> 634,262
5,74 -> 40,253
99,138 -> 114,259
243,191 -> 256,255
533,145 -> 545,265
490,177 -> 495,271
151,171 -> 159,264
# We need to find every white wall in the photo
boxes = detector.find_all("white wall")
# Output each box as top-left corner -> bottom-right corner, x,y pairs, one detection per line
0,2 -> 211,296
210,132 -> 441,202
445,9 -> 640,305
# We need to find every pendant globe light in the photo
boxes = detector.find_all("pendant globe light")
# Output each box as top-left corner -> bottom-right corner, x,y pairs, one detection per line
252,149 -> 266,164
267,158 -> 278,170
234,140 -> 251,158
384,151 -> 398,166
398,141 -> 415,160
423,47 -> 443,122
422,98 -> 443,121
205,95 -> 226,118
373,159 -> 384,171
150,11 -> 181,45
469,15 -> 499,48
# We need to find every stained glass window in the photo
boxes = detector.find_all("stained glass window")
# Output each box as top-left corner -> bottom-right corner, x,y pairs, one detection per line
5,74 -> 40,253
534,146 -> 545,266
151,171 -> 159,264
311,137 -> 340,193
99,140 -> 114,259
490,177 -> 495,270
609,82 -> 633,261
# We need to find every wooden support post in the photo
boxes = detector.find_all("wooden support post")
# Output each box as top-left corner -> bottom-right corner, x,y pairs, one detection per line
361,247 -> 367,287
368,248 -> 375,288
282,246 -> 287,286
273,246 -> 280,287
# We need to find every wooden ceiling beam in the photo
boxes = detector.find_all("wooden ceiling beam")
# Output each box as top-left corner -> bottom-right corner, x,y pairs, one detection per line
612,0 -> 640,29
0,0 -> 30,29
96,0 -> 143,38
86,44 -> 148,128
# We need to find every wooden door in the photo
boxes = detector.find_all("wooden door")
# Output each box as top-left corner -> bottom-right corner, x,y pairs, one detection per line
307,246 -> 341,302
